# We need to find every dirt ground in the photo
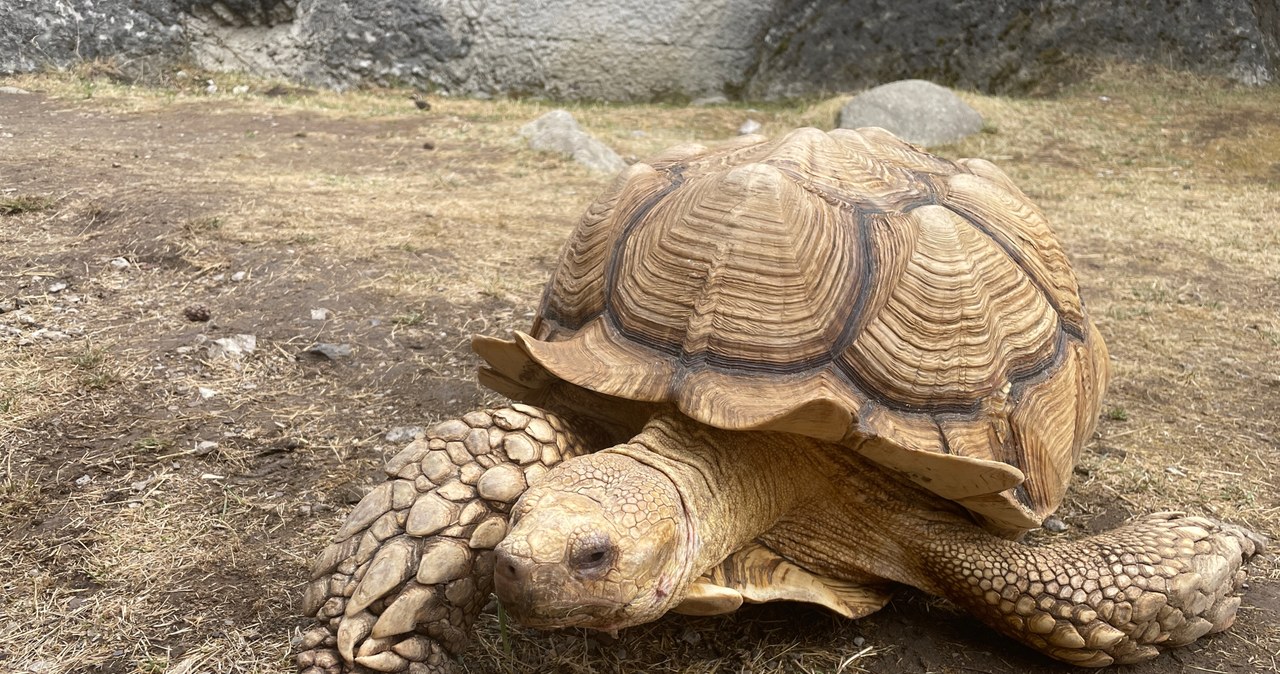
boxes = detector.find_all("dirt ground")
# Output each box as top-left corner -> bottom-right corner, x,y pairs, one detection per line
1,65 -> 1277,674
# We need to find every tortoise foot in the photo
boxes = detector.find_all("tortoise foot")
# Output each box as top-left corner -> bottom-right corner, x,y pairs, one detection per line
296,406 -> 603,673
929,512 -> 1267,667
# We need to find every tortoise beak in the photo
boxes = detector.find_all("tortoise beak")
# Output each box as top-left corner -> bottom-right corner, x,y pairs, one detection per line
492,547 -> 534,612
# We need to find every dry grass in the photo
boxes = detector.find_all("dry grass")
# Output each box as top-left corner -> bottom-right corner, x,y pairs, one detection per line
1,61 -> 1277,674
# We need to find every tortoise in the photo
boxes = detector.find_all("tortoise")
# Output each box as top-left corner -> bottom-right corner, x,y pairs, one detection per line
296,127 -> 1265,672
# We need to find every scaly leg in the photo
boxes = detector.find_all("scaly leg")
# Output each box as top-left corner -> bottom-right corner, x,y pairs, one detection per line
920,512 -> 1267,667
296,405 -> 608,673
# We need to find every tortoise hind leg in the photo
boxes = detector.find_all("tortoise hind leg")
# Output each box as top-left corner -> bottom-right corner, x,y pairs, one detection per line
296,405 -> 607,674
919,512 -> 1267,667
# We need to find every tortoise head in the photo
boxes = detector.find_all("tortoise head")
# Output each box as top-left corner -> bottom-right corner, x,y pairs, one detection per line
493,451 -> 691,632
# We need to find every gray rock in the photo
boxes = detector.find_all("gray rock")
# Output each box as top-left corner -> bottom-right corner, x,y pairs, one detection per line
0,1 -> 187,77
269,0 -> 769,100
0,86 -> 31,95
302,342 -> 353,360
738,119 -> 762,135
1042,516 -> 1069,533
519,110 -> 626,174
208,334 -> 257,360
385,426 -> 424,443
838,80 -> 984,147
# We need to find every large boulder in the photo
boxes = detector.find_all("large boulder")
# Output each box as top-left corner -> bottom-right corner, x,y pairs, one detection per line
519,110 -> 627,174
837,80 -> 984,147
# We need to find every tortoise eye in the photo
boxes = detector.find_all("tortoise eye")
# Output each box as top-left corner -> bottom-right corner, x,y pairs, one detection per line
572,533 -> 614,575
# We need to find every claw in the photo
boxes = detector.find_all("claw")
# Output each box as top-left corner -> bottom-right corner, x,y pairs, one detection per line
372,585 -> 438,639
349,537 -> 418,616
337,611 -> 376,663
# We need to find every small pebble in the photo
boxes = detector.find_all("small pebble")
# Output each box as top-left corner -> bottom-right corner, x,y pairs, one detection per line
302,342 -> 352,360
230,271 -> 247,282
109,257 -> 130,270
385,426 -> 425,443
310,308 -> 331,320
1043,516 -> 1068,533
35,329 -> 71,341
208,334 -> 257,359
738,119 -> 761,135
183,305 -> 211,322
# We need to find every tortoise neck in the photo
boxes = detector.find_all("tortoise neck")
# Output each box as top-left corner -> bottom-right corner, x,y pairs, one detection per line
603,413 -> 822,592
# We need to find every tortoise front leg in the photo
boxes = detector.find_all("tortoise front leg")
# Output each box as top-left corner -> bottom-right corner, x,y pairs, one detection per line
920,512 -> 1267,667
296,405 -> 608,673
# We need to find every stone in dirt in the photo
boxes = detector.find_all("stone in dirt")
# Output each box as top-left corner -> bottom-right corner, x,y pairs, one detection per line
385,426 -> 425,443
519,110 -> 627,175
837,80 -> 984,147
208,334 -> 257,360
183,305 -> 212,322
302,342 -> 353,360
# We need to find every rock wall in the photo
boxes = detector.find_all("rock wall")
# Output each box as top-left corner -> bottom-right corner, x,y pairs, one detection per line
186,0 -> 771,99
0,0 -> 187,75
748,0 -> 1280,97
2,0 -> 1277,99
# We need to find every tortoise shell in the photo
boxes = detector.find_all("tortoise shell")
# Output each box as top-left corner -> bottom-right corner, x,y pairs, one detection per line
476,127 -> 1109,533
